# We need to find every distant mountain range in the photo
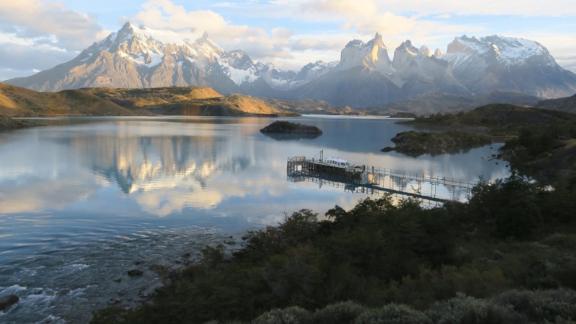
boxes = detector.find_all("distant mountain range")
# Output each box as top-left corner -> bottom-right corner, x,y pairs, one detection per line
6,22 -> 576,109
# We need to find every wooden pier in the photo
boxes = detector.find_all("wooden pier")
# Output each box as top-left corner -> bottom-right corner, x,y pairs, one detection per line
287,156 -> 476,203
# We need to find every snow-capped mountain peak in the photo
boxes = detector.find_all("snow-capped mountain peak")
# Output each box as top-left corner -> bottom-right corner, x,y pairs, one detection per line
446,35 -> 553,66
192,32 -> 223,58
444,35 -> 574,98
338,33 -> 392,71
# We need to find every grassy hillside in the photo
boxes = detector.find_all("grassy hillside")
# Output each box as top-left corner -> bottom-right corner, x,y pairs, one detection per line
537,94 -> 576,113
82,87 -> 290,116
383,131 -> 493,156
0,83 -> 137,117
411,104 -> 576,135
81,87 -> 224,108
0,84 -> 291,117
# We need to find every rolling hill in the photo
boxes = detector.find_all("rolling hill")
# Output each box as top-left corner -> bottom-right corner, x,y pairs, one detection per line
537,94 -> 576,113
0,83 -> 290,117
0,83 -> 136,117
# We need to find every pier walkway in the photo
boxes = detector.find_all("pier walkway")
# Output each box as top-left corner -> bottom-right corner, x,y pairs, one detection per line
287,156 -> 476,203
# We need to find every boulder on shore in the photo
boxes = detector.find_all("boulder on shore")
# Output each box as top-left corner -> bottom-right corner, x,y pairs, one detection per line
127,269 -> 144,277
0,294 -> 19,311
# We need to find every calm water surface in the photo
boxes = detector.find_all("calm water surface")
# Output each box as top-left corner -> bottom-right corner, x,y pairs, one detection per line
0,116 -> 509,323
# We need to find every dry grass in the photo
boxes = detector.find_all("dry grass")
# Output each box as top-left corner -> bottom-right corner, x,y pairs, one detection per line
0,83 -> 290,117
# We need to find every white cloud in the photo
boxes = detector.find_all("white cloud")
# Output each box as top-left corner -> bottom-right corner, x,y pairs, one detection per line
0,36 -> 73,68
298,0 -> 576,19
373,0 -> 576,17
299,0 -> 481,47
0,32 -> 78,80
0,0 -> 104,50
131,0 -> 348,68
0,0 -> 105,80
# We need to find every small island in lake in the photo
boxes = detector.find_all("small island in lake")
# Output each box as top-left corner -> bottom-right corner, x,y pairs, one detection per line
260,121 -> 322,140
382,130 -> 493,156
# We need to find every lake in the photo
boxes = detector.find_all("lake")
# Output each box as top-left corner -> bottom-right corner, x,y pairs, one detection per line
0,116 -> 509,323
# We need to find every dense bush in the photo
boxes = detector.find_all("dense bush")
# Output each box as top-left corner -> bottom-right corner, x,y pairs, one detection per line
467,177 -> 544,239
382,265 -> 511,309
427,295 -> 524,324
493,289 -> 576,323
312,301 -> 365,324
252,306 -> 311,324
355,304 -> 431,324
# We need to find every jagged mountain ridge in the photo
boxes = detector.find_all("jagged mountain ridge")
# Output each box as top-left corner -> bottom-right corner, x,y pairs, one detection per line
6,23 -> 576,108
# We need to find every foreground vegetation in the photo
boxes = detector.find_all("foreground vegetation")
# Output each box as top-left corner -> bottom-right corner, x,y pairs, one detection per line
93,174 -> 576,323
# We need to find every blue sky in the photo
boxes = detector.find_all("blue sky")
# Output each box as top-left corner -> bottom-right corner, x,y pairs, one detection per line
1,0 -> 576,80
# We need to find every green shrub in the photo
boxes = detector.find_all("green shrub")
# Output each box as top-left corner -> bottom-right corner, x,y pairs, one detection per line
493,289 -> 576,322
355,304 -> 431,324
313,301 -> 366,324
468,178 -> 543,239
427,295 -> 523,324
252,306 -> 311,324
384,265 -> 511,309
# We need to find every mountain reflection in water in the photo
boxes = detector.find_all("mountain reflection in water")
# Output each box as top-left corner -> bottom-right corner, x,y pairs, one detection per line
0,117 -> 509,221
